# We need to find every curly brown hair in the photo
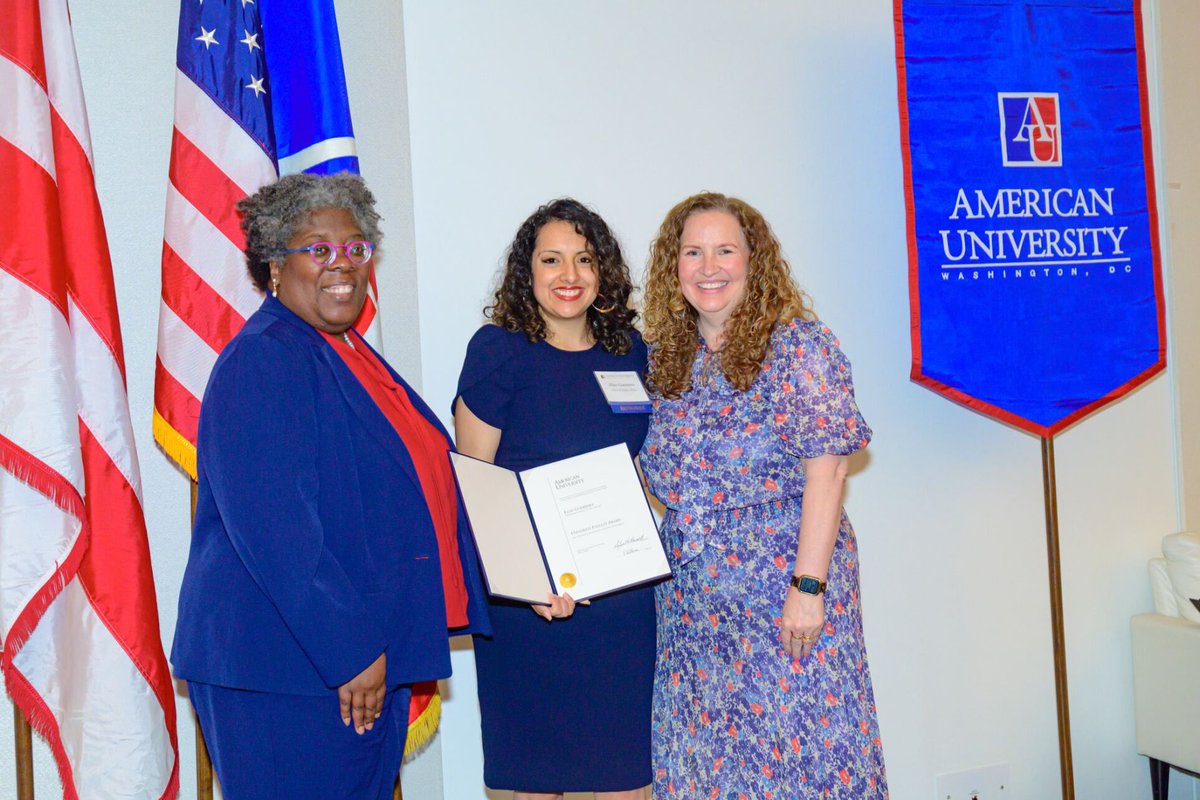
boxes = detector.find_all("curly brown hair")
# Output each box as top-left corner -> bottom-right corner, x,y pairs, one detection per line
486,198 -> 637,354
643,192 -> 813,397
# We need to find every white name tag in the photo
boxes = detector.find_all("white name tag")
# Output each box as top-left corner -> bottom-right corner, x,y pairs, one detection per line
593,371 -> 653,413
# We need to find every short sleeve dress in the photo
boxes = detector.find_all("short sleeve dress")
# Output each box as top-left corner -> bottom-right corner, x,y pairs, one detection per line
639,319 -> 889,799
455,324 -> 656,792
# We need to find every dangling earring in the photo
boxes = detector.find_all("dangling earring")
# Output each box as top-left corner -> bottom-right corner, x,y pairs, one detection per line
591,295 -> 617,314
271,277 -> 279,298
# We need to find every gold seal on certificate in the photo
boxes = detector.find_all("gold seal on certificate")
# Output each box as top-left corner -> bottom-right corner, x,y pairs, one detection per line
559,572 -> 577,589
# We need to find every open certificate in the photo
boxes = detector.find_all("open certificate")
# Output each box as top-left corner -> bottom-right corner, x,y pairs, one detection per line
450,444 -> 670,604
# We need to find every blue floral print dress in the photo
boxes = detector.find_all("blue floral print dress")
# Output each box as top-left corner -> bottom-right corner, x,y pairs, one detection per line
640,319 -> 888,799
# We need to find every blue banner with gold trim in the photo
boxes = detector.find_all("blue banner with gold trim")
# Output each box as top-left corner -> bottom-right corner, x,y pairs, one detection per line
895,0 -> 1165,436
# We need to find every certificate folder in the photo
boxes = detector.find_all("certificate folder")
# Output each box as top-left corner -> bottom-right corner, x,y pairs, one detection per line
450,444 -> 670,604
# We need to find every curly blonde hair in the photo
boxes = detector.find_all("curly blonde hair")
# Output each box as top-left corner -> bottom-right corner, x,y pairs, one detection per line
643,192 -> 813,397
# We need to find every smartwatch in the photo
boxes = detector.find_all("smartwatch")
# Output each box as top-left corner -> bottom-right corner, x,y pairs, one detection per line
790,574 -> 827,595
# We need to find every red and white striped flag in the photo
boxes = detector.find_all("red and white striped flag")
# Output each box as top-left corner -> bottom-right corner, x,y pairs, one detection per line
0,1 -> 179,797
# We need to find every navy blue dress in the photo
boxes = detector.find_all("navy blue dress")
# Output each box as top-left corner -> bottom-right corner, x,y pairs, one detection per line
455,324 -> 655,792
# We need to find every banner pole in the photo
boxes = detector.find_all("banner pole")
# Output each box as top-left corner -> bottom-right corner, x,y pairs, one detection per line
13,704 -> 34,800
1041,435 -> 1075,800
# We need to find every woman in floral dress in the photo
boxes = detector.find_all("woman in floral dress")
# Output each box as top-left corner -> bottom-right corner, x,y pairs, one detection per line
639,192 -> 888,799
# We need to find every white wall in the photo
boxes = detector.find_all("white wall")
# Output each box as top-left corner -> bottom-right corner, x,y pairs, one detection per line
3,2 -> 1196,800
402,2 -> 1195,799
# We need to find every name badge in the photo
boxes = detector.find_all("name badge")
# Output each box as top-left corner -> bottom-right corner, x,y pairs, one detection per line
593,371 -> 653,413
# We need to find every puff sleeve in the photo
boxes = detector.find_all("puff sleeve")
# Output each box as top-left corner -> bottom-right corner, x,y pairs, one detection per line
773,320 -> 872,459
454,325 -> 517,428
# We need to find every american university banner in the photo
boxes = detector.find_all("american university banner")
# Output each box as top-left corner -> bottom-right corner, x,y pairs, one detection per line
895,0 -> 1165,436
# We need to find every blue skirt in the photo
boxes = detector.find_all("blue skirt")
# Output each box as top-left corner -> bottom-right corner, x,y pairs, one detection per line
188,682 -> 411,800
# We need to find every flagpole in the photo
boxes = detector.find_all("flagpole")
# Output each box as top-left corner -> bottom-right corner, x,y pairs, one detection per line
189,481 -> 215,800
13,705 -> 33,800
1041,435 -> 1075,800
195,714 -> 213,800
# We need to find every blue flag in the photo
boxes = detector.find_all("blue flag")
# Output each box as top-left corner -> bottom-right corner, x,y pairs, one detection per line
895,0 -> 1165,436
261,0 -> 359,175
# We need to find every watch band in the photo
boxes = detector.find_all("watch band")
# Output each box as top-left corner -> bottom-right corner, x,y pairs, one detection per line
790,574 -> 827,595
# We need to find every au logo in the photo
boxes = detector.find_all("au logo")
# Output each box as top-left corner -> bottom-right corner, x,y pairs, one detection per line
998,93 -> 1061,167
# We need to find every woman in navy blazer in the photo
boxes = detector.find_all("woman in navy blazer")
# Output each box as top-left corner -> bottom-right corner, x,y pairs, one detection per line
172,173 -> 489,799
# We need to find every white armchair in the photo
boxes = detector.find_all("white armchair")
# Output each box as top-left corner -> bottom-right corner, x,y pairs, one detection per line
1131,532 -> 1200,800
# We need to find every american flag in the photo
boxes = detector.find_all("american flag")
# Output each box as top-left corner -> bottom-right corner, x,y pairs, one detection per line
0,1 -> 178,797
153,0 -> 380,480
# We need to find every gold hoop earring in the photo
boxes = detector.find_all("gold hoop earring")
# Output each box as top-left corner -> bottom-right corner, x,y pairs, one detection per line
591,296 -> 617,314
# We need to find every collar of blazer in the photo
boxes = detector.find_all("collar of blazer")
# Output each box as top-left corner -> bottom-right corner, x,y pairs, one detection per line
257,295 -> 445,501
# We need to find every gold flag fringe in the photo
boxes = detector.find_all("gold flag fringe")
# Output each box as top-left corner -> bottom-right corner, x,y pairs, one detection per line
152,409 -> 197,481
403,690 -> 441,761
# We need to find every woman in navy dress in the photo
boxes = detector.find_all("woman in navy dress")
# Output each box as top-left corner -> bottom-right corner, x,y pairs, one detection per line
454,198 -> 654,799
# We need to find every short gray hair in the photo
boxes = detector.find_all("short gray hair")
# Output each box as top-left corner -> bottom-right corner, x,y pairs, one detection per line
237,172 -> 383,291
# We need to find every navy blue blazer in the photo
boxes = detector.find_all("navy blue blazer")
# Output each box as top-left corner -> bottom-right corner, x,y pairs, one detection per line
172,297 -> 490,695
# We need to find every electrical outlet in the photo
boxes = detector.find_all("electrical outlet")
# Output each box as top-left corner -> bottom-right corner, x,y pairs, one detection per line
934,763 -> 1011,800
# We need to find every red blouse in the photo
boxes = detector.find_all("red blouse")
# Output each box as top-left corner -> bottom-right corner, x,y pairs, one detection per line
322,330 -> 469,627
